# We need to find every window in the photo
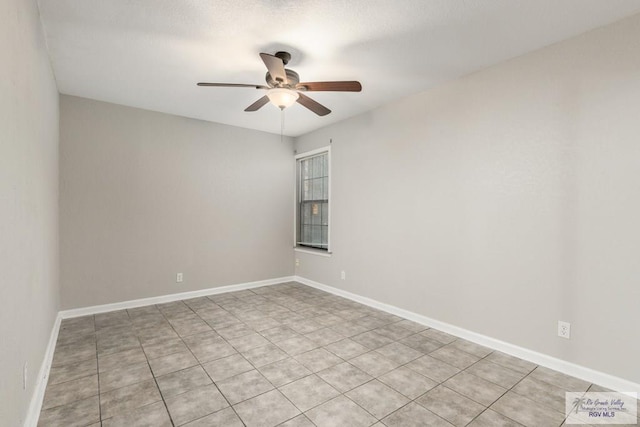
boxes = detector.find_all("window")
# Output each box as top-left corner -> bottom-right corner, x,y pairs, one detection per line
295,147 -> 330,252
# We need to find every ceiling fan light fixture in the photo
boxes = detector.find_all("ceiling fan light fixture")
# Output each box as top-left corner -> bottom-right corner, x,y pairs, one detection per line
197,52 -> 360,116
267,88 -> 299,109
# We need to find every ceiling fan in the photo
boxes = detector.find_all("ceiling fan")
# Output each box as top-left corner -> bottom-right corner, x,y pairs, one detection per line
197,51 -> 362,117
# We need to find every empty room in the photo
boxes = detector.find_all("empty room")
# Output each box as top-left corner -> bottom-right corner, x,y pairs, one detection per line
2,0 -> 640,426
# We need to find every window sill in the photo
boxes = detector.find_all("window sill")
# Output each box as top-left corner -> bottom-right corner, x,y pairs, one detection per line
294,247 -> 332,257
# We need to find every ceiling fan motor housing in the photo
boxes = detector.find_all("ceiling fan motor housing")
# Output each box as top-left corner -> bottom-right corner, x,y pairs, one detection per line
265,69 -> 300,88
274,51 -> 291,65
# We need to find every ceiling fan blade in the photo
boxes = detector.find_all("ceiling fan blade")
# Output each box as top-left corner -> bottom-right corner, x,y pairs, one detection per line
296,93 -> 331,116
297,81 -> 362,92
260,53 -> 287,84
197,82 -> 268,89
244,96 -> 270,112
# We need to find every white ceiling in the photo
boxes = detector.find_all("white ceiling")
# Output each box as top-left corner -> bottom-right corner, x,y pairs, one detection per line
38,0 -> 640,137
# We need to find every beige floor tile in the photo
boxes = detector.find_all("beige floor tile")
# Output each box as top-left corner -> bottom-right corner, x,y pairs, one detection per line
491,391 -> 566,427
165,384 -> 229,425
305,395 -> 376,427
485,352 -> 537,375
98,347 -> 147,373
416,385 -> 485,426
382,402 -> 454,426
406,355 -> 460,383
345,379 -> 409,419
99,379 -> 161,420
465,359 -> 526,388
182,407 -> 244,426
38,396 -> 100,427
444,371 -> 507,406
242,343 -> 289,367
148,350 -> 198,377
156,365 -> 212,398
467,409 -> 523,426
47,358 -> 97,386
429,345 -> 480,370
99,362 -> 153,393
216,369 -> 274,404
294,348 -> 343,373
378,366 -> 439,399
233,389 -> 300,427
258,357 -> 312,387
42,374 -> 99,410
316,362 -> 373,393
279,374 -> 340,412
349,351 -> 400,377
202,353 -> 253,382
101,401 -> 172,427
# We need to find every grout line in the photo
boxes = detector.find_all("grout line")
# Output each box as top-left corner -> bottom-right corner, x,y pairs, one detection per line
98,313 -> 170,424
199,286 -> 348,421
93,315 -> 103,424
159,293 -> 248,424
208,289 -> 306,423
447,354 -> 515,426
146,301 -> 197,427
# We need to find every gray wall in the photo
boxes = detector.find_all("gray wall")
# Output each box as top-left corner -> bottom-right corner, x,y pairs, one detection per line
0,0 -> 60,424
295,15 -> 640,383
60,96 -> 294,309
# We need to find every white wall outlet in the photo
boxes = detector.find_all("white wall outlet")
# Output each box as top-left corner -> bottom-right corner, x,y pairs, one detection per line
340,270 -> 346,280
558,320 -> 571,339
295,259 -> 300,267
176,273 -> 183,283
23,362 -> 27,390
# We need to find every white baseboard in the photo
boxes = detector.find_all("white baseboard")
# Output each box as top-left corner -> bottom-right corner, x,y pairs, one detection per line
60,276 -> 295,319
295,275 -> 640,396
23,312 -> 62,427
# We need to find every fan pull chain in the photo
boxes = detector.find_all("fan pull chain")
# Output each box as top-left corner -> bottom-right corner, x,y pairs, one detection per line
280,108 -> 285,144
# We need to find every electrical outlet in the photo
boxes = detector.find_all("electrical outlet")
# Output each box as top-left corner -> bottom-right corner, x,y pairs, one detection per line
558,321 -> 571,339
295,259 -> 300,267
23,362 -> 27,390
340,271 -> 346,280
176,273 -> 183,283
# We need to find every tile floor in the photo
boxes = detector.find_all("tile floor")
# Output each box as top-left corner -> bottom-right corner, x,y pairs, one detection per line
38,282 -> 638,427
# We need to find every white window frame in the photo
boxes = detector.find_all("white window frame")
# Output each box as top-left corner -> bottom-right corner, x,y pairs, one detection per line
294,146 -> 331,256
